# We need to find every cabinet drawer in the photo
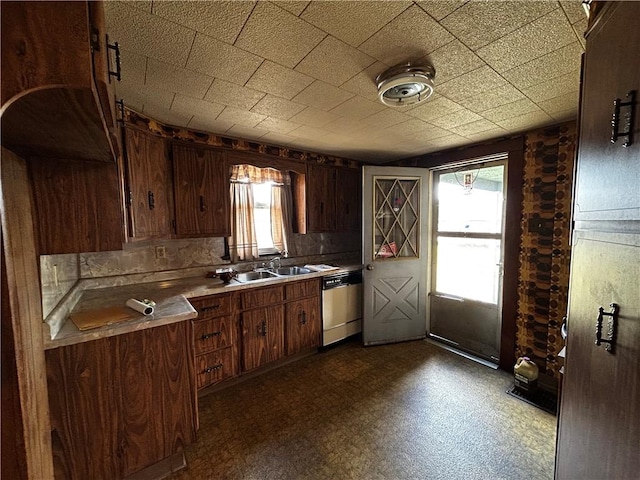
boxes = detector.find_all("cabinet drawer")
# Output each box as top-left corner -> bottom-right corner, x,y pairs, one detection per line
193,315 -> 235,355
241,286 -> 284,310
286,279 -> 320,300
195,347 -> 237,390
191,294 -> 233,319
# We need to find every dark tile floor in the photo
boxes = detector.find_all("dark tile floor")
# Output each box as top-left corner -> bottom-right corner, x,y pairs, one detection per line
172,339 -> 556,479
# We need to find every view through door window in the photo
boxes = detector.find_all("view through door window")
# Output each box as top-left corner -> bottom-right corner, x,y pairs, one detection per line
434,165 -> 505,304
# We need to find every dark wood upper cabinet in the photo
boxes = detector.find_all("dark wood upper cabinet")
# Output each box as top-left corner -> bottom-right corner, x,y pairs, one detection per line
307,165 -> 337,233
1,1 -> 117,163
172,144 -> 230,237
336,168 -> 362,232
124,127 -> 173,238
29,157 -> 124,255
308,165 -> 361,233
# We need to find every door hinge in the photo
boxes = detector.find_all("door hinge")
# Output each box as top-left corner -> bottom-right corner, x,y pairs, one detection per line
127,190 -> 133,207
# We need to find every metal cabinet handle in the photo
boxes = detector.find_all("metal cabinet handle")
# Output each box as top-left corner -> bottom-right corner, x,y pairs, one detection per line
148,190 -> 155,210
610,91 -> 635,147
200,304 -> 220,313
200,331 -> 221,341
300,310 -> 307,325
106,36 -> 122,82
595,303 -> 618,353
258,321 -> 267,337
366,264 -> 374,271
203,363 -> 223,374
200,195 -> 206,212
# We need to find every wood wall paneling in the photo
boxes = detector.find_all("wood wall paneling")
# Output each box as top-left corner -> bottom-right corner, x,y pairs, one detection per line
0,148 -> 54,479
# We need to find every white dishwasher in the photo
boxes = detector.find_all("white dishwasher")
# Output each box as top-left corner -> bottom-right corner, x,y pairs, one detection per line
321,271 -> 363,346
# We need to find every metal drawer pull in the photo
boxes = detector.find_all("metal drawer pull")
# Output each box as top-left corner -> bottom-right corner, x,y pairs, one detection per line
106,37 -> 122,82
300,311 -> 307,325
595,303 -> 618,353
203,363 -> 223,374
148,190 -> 155,210
200,304 -> 221,312
258,321 -> 267,336
610,91 -> 635,147
200,331 -> 221,341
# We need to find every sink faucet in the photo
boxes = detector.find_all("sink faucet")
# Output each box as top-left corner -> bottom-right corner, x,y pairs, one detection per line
269,257 -> 281,270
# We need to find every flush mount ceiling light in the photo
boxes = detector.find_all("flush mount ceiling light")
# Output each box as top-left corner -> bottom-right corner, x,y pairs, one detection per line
376,62 -> 436,107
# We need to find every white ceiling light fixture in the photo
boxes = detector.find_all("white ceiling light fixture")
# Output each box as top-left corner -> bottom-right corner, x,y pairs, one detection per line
376,62 -> 436,107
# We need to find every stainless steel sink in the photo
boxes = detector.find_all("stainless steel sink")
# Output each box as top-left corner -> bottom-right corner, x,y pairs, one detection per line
235,271 -> 279,282
273,266 -> 312,276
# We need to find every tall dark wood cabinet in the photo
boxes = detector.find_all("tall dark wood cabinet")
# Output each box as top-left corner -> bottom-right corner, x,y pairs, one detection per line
555,3 -> 640,479
307,164 -> 337,232
172,144 -> 230,237
336,168 -> 362,232
124,127 -> 173,238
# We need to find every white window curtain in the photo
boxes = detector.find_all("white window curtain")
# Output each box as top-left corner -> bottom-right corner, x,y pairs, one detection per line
228,164 -> 295,261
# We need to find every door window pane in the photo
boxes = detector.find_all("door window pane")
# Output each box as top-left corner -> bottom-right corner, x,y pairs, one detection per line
435,237 -> 501,304
373,177 -> 420,259
437,165 -> 504,234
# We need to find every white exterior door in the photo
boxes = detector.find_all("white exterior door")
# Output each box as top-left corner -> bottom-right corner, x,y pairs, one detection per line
362,166 -> 429,345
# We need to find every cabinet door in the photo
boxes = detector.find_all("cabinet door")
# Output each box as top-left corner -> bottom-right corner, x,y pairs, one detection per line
241,306 -> 284,372
307,164 -> 336,232
573,2 -> 640,221
29,157 -> 124,254
336,168 -> 362,232
124,127 -> 172,238
172,144 -> 230,236
46,336 -> 121,479
285,297 -> 320,356
117,323 -> 196,477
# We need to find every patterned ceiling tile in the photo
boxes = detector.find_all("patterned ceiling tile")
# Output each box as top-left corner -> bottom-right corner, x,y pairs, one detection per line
495,110 -> 554,132
186,34 -> 262,84
106,0 -> 152,14
140,89 -> 175,116
340,62 -> 387,102
329,96 -> 385,120
255,117 -> 301,135
389,118 -> 436,137
415,0 -> 468,21
245,61 -> 315,100
437,66 -> 511,103
226,124 -> 269,140
271,1 -> 310,16
170,93 -> 225,119
292,81 -> 354,111
560,0 -> 586,24
142,106 -> 193,128
146,58 -> 214,99
235,2 -> 325,68
204,79 -> 265,110
151,1 -> 254,44
295,36 -> 376,87
260,131 -> 299,148
115,83 -> 144,112
441,1 -> 556,51
322,117 -> 368,135
480,98 -> 543,123
406,96 -> 464,122
105,2 -> 195,68
422,107 -> 480,129
424,40 -> 485,85
477,8 -> 577,73
501,42 -> 583,90
522,70 -> 580,103
250,95 -> 307,120
300,1 -> 411,47
217,107 -> 267,128
360,5 -> 454,65
455,84 -> 525,113
187,115 -> 234,134
551,109 -> 578,122
421,133 -> 469,150
537,91 -> 579,115
412,124 -> 454,141
289,124 -> 333,141
572,18 -> 587,48
362,109 -> 413,128
449,118 -> 500,136
465,126 -> 509,143
289,107 -> 341,128
116,49 -> 147,87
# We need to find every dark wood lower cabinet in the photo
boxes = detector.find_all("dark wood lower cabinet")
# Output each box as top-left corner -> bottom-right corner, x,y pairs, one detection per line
241,306 -> 284,372
285,297 -> 320,356
46,322 -> 196,480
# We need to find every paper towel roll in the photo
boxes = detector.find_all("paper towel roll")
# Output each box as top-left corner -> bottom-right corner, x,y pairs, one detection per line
126,298 -> 154,315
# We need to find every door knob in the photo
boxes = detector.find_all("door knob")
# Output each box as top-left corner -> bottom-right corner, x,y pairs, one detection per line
366,264 -> 374,271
